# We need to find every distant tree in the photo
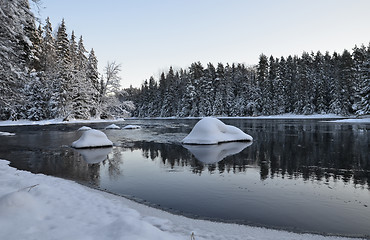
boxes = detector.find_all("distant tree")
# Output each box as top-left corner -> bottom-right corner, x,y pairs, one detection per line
354,43 -> 370,115
102,61 -> 122,96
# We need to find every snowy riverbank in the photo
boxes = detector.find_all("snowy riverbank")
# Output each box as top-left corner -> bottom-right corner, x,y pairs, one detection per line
0,114 -> 363,127
0,160 -> 365,240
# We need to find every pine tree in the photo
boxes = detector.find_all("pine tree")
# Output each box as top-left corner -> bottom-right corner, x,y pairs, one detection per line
355,43 -> 370,115
328,52 -> 343,114
338,49 -> 354,115
256,54 -> 269,115
0,0 -> 34,120
77,36 -> 88,71
53,19 -> 73,118
275,57 -> 286,114
69,31 -> 78,68
313,51 -> 327,113
87,49 -> 100,117
41,17 -> 56,72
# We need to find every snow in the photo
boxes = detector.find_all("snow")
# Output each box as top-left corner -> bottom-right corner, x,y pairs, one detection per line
0,159 -> 362,240
0,131 -> 15,136
77,126 -> 92,131
325,118 -> 370,124
75,147 -> 112,164
105,124 -> 121,129
183,142 -> 252,164
0,118 -> 123,127
182,117 -> 253,144
0,115 -> 356,128
218,114 -> 347,119
71,129 -> 113,148
123,124 -> 141,129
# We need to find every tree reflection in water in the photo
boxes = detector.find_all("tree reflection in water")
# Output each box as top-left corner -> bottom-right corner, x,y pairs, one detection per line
127,128 -> 369,189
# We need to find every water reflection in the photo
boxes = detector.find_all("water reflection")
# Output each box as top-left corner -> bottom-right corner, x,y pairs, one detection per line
75,147 -> 112,164
183,142 -> 252,164
128,140 -> 370,189
1,120 -> 369,236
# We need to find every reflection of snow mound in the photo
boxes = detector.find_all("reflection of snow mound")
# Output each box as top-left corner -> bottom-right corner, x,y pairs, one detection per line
123,125 -> 141,129
183,142 -> 252,164
105,124 -> 120,129
182,117 -> 253,144
76,147 -> 112,164
78,126 -> 92,131
72,129 -> 113,148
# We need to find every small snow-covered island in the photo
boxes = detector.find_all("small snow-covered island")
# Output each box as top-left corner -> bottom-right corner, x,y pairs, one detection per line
182,117 -> 253,145
71,129 -> 113,149
123,125 -> 141,129
77,126 -> 92,131
105,124 -> 121,129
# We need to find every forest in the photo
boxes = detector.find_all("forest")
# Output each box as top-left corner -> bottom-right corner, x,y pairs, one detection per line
130,47 -> 370,117
1,0 -> 369,121
0,0 -> 133,121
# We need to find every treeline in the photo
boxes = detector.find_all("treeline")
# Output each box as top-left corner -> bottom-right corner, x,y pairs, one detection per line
0,0 -> 133,121
130,44 -> 370,117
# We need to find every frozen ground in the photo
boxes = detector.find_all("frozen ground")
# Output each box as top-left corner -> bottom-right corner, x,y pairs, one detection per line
0,160 -> 365,240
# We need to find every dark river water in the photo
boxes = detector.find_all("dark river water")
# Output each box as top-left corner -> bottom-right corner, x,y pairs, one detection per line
0,118 -> 369,238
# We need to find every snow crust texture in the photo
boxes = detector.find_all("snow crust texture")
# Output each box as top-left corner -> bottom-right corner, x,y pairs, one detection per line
182,117 -> 253,144
71,129 -> 113,148
0,159 -> 362,240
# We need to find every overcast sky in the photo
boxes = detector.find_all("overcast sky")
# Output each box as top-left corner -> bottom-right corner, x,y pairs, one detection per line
31,0 -> 370,88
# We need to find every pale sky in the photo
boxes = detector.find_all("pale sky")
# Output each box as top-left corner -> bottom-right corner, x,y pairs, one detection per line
31,0 -> 370,89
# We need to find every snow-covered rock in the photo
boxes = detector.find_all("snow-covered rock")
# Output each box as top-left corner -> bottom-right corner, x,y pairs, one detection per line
76,147 -> 112,164
183,142 -> 252,164
123,125 -> 141,129
72,129 -> 113,149
77,126 -> 92,131
182,117 -> 253,144
0,131 -> 15,136
105,124 -> 120,129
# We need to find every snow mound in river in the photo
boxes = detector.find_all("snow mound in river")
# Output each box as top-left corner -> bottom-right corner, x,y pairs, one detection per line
72,129 -> 113,149
182,117 -> 253,144
105,124 -> 120,129
123,125 -> 141,129
77,126 -> 92,131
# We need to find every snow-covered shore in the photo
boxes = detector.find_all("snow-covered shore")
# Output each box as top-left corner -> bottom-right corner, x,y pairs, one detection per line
0,114 -> 360,127
0,160 -> 364,240
0,118 -> 124,127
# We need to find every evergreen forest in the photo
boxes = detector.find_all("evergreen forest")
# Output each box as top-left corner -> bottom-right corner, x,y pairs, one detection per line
0,0 -> 133,121
1,0 -> 369,121
130,48 -> 370,117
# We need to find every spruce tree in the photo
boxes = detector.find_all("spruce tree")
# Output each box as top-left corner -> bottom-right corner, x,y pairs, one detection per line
355,43 -> 370,115
0,0 -> 34,120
